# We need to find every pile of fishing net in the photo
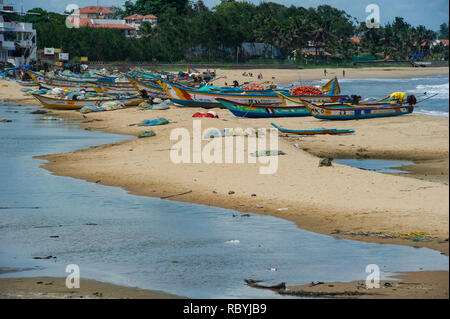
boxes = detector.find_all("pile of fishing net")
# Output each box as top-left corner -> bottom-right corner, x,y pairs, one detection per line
289,86 -> 323,96
243,83 -> 264,91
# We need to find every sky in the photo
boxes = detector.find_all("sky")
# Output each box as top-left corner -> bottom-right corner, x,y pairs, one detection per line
13,0 -> 450,31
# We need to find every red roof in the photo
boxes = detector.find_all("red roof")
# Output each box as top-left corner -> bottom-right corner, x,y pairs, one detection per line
124,14 -> 144,20
349,37 -> 361,44
304,51 -> 332,56
413,41 -> 429,47
93,24 -> 135,30
124,14 -> 158,20
439,39 -> 449,46
79,6 -> 114,15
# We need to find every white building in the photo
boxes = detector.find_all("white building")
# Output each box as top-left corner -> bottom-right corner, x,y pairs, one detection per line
0,1 -> 37,66
124,14 -> 158,31
68,6 -> 157,38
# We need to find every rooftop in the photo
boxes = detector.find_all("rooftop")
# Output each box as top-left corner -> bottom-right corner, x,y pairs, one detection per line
79,6 -> 114,15
124,14 -> 158,20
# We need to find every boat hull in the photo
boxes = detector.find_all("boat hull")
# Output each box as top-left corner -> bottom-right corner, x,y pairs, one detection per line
154,77 -> 348,109
26,71 -> 137,94
124,75 -> 168,99
216,98 -> 311,118
32,94 -> 145,110
303,101 -> 414,120
270,123 -> 354,135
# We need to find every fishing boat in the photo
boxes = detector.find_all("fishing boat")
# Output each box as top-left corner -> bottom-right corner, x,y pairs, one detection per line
123,75 -> 168,98
302,100 -> 414,120
152,76 -> 349,108
216,98 -> 311,117
26,70 -> 137,94
31,93 -> 145,110
270,123 -> 355,135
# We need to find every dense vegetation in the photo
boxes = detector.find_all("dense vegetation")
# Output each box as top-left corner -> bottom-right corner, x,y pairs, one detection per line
24,0 -> 449,63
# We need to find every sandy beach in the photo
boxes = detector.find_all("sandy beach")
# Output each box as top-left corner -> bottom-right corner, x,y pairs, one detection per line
0,66 -> 448,299
0,270 -> 446,299
0,276 -> 184,299
208,66 -> 449,87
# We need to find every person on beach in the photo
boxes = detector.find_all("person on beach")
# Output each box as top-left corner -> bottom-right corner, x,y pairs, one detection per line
343,69 -> 345,77
324,69 -> 327,76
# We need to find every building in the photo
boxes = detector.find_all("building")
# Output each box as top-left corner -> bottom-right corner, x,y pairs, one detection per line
124,14 -> 158,28
123,14 -> 158,38
78,6 -> 114,19
302,41 -> 331,57
68,6 -> 157,38
0,1 -> 37,66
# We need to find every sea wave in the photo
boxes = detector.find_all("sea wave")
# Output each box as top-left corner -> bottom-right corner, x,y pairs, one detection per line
318,77 -> 441,84
414,109 -> 449,117
407,83 -> 449,99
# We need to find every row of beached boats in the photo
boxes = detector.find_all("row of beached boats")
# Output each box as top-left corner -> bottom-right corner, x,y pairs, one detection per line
23,68 -> 417,120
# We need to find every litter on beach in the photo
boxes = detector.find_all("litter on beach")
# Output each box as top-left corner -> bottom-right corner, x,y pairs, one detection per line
130,117 -> 170,126
138,130 -> 156,138
192,111 -> 218,118
250,150 -> 286,157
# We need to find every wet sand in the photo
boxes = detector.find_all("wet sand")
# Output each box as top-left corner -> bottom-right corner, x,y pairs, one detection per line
283,271 -> 449,299
1,271 -> 446,299
0,276 -> 184,299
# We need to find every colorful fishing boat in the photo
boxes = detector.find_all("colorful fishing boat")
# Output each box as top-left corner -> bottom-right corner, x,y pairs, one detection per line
152,76 -> 349,108
216,98 -> 311,117
270,123 -> 355,135
31,93 -> 145,110
26,70 -> 136,94
123,75 -> 168,98
302,100 -> 414,120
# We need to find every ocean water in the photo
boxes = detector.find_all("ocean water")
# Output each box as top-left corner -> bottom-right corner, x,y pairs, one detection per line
334,159 -> 414,174
0,102 -> 448,299
283,75 -> 449,117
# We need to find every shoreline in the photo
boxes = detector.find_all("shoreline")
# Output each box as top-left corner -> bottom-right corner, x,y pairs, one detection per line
1,68 -> 448,298
207,66 -> 449,87
0,276 -> 185,299
1,270 -> 447,299
34,107 -> 449,255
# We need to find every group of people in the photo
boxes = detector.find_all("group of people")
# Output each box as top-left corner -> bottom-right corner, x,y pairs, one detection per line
242,72 -> 263,79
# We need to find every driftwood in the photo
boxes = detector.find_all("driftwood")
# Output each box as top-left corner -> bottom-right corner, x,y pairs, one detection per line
245,279 -> 371,298
160,190 -> 192,199
245,279 -> 286,290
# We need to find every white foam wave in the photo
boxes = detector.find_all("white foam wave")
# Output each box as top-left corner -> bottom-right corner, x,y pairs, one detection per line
414,109 -> 449,117
407,83 -> 449,99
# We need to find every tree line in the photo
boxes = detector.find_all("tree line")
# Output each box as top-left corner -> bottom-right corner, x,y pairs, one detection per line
23,0 -> 449,63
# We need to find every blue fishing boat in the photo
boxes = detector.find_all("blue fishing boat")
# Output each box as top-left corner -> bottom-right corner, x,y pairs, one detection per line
216,98 -> 311,118
270,123 -> 355,135
303,100 -> 414,120
153,77 -> 349,108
